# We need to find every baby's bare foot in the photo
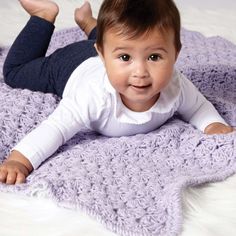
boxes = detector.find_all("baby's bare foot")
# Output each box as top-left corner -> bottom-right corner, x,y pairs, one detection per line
74,1 -> 97,36
19,0 -> 59,23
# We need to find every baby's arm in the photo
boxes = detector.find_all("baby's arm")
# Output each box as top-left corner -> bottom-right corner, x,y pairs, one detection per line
177,72 -> 233,134
0,97 -> 85,185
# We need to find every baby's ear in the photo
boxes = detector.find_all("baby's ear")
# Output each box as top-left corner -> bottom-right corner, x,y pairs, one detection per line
175,46 -> 181,61
94,43 -> 105,63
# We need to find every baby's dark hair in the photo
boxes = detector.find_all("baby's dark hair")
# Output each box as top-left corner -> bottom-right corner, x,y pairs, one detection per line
96,0 -> 182,52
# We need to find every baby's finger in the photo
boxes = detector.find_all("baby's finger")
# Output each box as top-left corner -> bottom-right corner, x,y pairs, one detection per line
6,171 -> 17,185
0,168 -> 7,183
15,172 -> 26,184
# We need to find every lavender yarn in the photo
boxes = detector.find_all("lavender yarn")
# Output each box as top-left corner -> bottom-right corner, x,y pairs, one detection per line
0,27 -> 235,236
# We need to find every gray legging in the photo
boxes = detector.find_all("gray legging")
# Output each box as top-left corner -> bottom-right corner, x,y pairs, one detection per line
3,16 -> 98,97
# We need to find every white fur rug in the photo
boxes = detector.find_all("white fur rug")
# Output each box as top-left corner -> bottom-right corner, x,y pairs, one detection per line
0,1 -> 236,235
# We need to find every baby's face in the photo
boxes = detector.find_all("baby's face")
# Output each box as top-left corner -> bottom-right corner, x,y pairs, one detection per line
96,28 -> 178,112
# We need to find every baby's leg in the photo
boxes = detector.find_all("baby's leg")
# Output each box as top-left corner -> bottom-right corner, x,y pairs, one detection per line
74,1 -> 97,39
3,0 -> 59,94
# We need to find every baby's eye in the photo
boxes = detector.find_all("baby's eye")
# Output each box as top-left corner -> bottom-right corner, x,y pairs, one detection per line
148,54 -> 161,61
119,54 -> 130,62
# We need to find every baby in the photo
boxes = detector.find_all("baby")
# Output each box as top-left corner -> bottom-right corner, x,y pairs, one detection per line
0,0 -> 233,185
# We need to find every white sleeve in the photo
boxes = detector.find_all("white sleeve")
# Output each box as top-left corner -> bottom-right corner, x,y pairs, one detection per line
12,57 -> 108,170
13,97 -> 85,169
177,73 -> 228,132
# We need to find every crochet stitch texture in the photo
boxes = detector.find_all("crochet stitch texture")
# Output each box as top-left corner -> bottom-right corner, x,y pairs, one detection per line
0,27 -> 235,236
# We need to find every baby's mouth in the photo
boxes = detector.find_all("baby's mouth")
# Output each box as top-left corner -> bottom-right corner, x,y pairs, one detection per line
131,84 -> 151,89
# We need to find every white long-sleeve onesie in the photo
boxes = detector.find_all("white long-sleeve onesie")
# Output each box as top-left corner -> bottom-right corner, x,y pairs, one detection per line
13,56 -> 227,169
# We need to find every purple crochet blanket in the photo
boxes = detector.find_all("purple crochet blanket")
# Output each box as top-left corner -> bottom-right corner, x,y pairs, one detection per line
0,27 -> 235,236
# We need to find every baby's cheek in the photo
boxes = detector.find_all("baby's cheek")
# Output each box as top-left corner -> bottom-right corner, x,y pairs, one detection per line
156,74 -> 172,89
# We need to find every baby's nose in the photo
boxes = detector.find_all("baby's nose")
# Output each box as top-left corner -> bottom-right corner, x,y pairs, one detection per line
132,62 -> 149,78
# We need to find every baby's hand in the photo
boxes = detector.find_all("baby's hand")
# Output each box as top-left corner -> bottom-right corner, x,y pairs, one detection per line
0,160 -> 29,184
0,150 -> 33,185
204,122 -> 234,135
